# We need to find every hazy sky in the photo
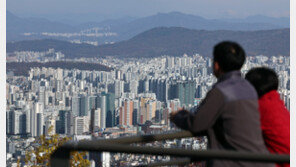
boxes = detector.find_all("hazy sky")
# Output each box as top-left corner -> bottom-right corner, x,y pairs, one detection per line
7,0 -> 290,21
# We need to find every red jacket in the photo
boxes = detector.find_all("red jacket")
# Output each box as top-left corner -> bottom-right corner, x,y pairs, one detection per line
259,90 -> 290,167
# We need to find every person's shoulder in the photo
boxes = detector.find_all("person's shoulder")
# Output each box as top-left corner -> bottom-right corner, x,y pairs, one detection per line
199,87 -> 225,105
215,77 -> 258,102
206,86 -> 225,98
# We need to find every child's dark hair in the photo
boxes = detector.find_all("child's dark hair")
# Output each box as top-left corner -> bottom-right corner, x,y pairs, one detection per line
245,67 -> 279,98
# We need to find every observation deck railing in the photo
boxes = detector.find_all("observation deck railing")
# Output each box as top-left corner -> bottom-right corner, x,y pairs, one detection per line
50,130 -> 290,167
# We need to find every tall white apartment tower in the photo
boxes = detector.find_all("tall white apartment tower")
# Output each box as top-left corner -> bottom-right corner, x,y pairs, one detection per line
72,96 -> 80,116
36,113 -> 44,136
30,102 -> 44,137
74,116 -> 90,135
115,80 -> 124,98
99,96 -> 106,129
129,80 -> 138,95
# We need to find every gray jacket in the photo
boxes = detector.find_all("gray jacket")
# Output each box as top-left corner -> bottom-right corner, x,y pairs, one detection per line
171,71 -> 274,167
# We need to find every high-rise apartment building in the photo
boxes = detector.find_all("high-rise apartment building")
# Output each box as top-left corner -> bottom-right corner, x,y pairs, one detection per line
129,80 -> 138,95
30,102 -> 43,137
36,113 -> 44,136
56,110 -> 70,134
90,108 -> 101,132
119,99 -> 134,126
73,116 -> 89,135
7,110 -> 26,135
114,80 -> 124,98
139,98 -> 157,124
169,81 -> 196,107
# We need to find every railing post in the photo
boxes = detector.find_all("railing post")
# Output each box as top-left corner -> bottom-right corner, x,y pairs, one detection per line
50,147 -> 71,167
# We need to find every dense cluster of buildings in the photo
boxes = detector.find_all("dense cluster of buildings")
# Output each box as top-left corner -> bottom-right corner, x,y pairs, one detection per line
6,53 -> 289,166
6,49 -> 65,62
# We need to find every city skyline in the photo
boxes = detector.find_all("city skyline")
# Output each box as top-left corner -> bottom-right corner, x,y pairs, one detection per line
6,53 -> 290,166
4,0 -> 292,166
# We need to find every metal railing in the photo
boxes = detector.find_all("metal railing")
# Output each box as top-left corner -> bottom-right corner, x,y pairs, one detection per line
50,131 -> 290,167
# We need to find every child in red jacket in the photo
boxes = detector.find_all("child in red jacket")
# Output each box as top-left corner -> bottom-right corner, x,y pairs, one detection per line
246,67 -> 290,167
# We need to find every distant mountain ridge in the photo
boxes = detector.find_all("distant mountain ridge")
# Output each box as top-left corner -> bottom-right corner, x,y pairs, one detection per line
109,12 -> 288,41
97,27 -> 289,57
7,11 -> 289,42
7,27 -> 289,58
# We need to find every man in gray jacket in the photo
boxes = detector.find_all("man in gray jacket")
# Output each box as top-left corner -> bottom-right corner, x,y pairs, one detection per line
170,41 -> 273,167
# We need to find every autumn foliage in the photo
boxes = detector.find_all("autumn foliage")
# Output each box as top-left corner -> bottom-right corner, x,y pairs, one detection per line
25,126 -> 90,167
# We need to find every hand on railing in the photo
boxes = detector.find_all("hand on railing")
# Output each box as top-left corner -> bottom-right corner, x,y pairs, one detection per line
169,108 -> 188,122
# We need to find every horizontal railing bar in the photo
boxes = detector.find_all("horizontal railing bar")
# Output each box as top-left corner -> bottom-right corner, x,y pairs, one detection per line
50,130 -> 290,166
51,131 -> 194,167
82,130 -> 194,145
143,158 -> 191,167
60,142 -> 290,163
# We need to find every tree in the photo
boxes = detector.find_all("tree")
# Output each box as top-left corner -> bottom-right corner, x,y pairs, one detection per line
25,126 -> 90,167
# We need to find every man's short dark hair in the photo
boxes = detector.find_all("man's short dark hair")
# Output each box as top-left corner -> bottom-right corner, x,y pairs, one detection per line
245,67 -> 279,98
213,41 -> 246,72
